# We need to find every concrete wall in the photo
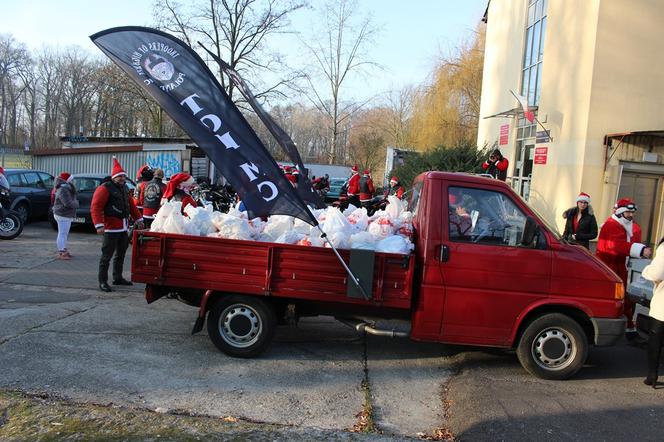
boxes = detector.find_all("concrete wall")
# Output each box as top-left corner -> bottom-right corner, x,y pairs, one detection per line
585,0 -> 664,223
476,0 -> 528,162
527,0 -> 601,226
478,0 -> 664,235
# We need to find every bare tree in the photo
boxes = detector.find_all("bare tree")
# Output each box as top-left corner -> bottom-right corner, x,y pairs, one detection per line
300,0 -> 378,164
154,0 -> 305,104
0,34 -> 30,145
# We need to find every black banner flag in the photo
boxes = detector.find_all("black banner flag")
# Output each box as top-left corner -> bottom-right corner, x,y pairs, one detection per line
200,47 -> 325,209
90,26 -> 318,225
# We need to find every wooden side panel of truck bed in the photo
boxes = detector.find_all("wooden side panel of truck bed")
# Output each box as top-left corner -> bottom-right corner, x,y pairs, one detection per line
132,231 -> 414,309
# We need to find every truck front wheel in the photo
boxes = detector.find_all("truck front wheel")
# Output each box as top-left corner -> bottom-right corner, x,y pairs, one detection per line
516,313 -> 588,380
207,295 -> 276,358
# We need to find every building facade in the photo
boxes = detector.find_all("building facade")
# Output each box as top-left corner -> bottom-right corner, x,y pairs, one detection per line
477,0 -> 664,246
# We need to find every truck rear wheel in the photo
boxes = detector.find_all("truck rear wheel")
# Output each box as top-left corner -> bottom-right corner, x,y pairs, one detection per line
207,295 -> 276,358
516,313 -> 588,380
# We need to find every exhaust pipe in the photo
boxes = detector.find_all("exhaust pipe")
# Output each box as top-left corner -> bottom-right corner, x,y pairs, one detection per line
338,318 -> 410,338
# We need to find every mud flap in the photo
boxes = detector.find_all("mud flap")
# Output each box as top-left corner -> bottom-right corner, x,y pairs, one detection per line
346,249 -> 375,299
191,316 -> 205,335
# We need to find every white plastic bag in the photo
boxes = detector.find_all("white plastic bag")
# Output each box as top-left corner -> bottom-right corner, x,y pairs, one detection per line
293,217 -> 313,235
184,204 -> 216,236
367,215 -> 395,239
321,207 -> 352,235
350,232 -> 377,250
385,195 -> 406,219
211,212 -> 253,240
324,231 -> 350,249
150,201 -> 178,232
275,231 -> 305,244
346,207 -> 369,233
375,235 -> 414,254
262,215 -> 295,241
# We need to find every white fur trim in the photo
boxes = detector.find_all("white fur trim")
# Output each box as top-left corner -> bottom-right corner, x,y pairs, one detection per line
111,171 -> 127,179
630,243 -> 646,258
615,206 -> 630,215
576,195 -> 591,203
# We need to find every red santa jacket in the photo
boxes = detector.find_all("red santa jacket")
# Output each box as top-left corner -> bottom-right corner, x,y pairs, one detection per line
91,182 -> 143,232
347,173 -> 360,195
136,181 -> 147,211
359,176 -> 375,202
596,216 -> 646,283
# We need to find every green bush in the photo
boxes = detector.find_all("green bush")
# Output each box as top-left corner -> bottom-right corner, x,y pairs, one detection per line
391,141 -> 489,187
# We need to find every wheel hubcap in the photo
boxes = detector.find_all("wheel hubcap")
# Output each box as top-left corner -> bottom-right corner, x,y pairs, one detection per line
219,304 -> 262,348
0,217 -> 16,232
531,327 -> 576,371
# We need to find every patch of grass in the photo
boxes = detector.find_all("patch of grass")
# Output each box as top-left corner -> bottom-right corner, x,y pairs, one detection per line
350,334 -> 379,434
0,390 -> 278,441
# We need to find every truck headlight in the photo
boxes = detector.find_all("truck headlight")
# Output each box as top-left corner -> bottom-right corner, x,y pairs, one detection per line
615,283 -> 625,300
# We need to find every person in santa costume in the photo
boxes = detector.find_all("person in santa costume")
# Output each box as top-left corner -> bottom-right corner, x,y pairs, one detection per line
596,198 -> 652,340
482,149 -> 509,181
386,176 -> 405,200
161,172 -> 197,213
346,165 -> 361,208
134,164 -> 154,213
562,192 -> 597,249
359,169 -> 375,209
91,158 -> 144,292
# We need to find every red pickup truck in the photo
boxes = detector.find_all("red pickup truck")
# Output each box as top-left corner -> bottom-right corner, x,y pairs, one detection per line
132,172 -> 625,380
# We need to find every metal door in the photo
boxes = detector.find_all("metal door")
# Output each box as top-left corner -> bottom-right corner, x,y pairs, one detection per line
618,172 -> 660,246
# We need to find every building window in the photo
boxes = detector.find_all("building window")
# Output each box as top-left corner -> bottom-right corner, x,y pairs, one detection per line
520,0 -> 547,107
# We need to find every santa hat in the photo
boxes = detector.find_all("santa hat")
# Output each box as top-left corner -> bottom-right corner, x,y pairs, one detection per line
162,172 -> 195,201
111,157 -> 127,179
136,164 -> 152,181
59,172 -> 74,183
284,166 -> 292,173
351,165 -> 358,173
292,168 -> 299,175
390,176 -> 399,184
576,192 -> 591,203
614,198 -> 637,215
363,169 -> 370,175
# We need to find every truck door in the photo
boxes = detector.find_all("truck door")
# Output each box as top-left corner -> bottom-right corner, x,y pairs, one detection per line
438,183 -> 552,346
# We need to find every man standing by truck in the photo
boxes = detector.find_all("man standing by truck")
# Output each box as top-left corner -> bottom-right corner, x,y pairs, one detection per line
596,198 -> 652,341
347,165 -> 361,208
91,158 -> 144,292
359,169 -> 375,209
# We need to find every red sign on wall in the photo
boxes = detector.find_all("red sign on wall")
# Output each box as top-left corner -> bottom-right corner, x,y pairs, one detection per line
534,146 -> 548,165
499,124 -> 509,145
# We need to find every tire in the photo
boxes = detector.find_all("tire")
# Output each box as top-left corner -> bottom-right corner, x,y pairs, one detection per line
0,212 -> 24,240
516,313 -> 588,380
14,202 -> 29,224
207,295 -> 276,358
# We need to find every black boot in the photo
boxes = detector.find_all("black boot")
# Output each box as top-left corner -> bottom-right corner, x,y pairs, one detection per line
645,318 -> 664,388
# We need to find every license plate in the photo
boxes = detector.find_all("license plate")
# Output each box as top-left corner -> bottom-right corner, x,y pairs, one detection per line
72,217 -> 86,223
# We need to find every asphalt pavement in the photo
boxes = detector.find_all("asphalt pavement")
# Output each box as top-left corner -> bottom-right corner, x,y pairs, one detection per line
0,222 -> 450,439
2,222 -> 664,440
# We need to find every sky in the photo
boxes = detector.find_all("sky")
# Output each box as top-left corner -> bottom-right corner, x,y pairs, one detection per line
1,0 -> 487,102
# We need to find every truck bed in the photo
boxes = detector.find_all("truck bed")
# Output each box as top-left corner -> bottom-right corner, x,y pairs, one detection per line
131,231 -> 415,309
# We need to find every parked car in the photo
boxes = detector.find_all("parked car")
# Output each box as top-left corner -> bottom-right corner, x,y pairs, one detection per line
3,169 -> 55,223
48,174 -> 136,229
325,178 -> 347,203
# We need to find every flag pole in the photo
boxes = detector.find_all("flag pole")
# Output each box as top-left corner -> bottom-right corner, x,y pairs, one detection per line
315,225 -> 371,301
509,90 -> 552,141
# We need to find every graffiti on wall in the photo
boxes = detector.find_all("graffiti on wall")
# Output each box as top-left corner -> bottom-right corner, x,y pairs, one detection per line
146,152 -> 181,178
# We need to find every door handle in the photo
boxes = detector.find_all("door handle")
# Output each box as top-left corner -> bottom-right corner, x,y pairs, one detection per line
439,244 -> 450,262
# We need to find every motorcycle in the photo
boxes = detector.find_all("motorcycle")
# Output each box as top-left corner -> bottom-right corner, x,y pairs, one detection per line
0,186 -> 24,240
192,183 -> 236,213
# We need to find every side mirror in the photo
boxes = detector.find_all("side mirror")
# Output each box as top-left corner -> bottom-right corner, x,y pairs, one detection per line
521,216 -> 539,246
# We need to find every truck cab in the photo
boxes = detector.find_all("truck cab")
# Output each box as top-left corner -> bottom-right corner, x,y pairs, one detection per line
408,172 -> 625,379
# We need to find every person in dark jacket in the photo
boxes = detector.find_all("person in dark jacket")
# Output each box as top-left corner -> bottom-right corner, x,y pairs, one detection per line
91,158 -> 143,292
359,169 -> 375,209
52,172 -> 79,260
482,149 -> 509,181
562,192 -> 598,249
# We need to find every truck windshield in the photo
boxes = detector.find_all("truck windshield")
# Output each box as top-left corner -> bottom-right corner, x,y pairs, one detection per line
514,193 -> 562,240
408,179 -> 424,215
